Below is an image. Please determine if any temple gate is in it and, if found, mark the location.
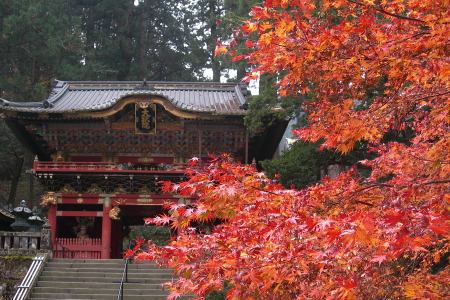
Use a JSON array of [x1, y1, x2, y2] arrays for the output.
[[0, 80, 287, 258]]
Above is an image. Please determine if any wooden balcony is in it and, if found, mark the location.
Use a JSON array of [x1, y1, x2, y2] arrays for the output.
[[32, 161, 188, 175]]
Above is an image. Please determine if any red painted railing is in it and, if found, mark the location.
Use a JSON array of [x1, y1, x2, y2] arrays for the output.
[[54, 238, 102, 259], [33, 161, 187, 174]]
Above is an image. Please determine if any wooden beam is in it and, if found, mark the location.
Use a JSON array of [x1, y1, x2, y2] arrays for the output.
[[56, 211, 102, 217]]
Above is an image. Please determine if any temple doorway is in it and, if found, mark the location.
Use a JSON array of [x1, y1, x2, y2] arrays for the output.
[[110, 205, 171, 258]]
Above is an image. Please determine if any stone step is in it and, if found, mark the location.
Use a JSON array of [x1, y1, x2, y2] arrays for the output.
[[46, 259, 163, 269], [28, 259, 185, 300], [29, 296, 192, 300], [31, 285, 168, 295], [37, 275, 171, 284], [28, 292, 170, 300], [39, 271, 173, 279], [41, 267, 172, 274], [35, 281, 164, 289], [42, 267, 171, 273]]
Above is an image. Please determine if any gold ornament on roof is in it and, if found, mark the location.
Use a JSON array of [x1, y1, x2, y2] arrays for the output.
[[138, 101, 152, 108]]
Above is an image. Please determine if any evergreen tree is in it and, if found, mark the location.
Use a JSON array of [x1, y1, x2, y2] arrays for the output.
[[0, 0, 81, 101], [190, 0, 259, 82], [65, 0, 208, 81], [0, 0, 253, 206]]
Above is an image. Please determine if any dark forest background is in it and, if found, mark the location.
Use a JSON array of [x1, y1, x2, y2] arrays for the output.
[[0, 0, 259, 206], [0, 0, 347, 208]]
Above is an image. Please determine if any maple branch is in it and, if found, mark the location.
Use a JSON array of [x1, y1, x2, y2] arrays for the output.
[[354, 200, 374, 207], [250, 185, 281, 196], [331, 178, 450, 208], [361, 179, 450, 190], [412, 90, 450, 102], [406, 152, 450, 165], [345, 0, 426, 23], [423, 180, 450, 186]]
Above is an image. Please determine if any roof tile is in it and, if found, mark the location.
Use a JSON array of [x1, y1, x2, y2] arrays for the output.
[[0, 80, 249, 116]]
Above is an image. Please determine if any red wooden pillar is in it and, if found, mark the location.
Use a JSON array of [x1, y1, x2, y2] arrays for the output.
[[47, 205, 57, 246], [101, 197, 112, 259]]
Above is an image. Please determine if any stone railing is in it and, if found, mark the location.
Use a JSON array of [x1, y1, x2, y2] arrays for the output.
[[0, 225, 51, 256]]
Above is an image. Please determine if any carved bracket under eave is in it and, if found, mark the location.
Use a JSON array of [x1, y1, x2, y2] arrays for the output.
[[103, 116, 111, 129]]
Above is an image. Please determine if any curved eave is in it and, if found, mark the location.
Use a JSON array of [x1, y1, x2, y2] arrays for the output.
[[0, 81, 249, 119], [2, 97, 246, 121], [0, 211, 14, 220], [0, 204, 14, 220]]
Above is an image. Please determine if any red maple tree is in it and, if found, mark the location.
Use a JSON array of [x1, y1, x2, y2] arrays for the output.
[[129, 1, 450, 299]]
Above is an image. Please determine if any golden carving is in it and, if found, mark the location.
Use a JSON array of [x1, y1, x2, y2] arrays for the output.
[[137, 197, 153, 203], [114, 198, 126, 203], [25, 124, 39, 132], [51, 151, 67, 162], [60, 184, 76, 193], [114, 186, 128, 194], [87, 184, 103, 193], [40, 192, 57, 207], [138, 186, 153, 194], [138, 101, 152, 108], [137, 157, 154, 163], [135, 103, 156, 134], [74, 216, 94, 239], [109, 207, 121, 220]]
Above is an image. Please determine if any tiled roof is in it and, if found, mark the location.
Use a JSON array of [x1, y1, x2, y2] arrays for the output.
[[0, 80, 250, 115], [0, 203, 14, 220]]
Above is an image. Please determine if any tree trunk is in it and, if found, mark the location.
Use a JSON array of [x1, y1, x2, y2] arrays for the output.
[[117, 0, 135, 80], [134, 0, 150, 80], [209, 0, 221, 82], [8, 154, 24, 206]]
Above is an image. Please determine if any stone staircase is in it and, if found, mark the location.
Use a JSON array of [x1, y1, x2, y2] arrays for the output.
[[27, 258, 181, 300]]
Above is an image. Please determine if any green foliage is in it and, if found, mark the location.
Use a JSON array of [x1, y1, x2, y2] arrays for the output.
[[1, 256, 33, 261], [0, 0, 81, 101], [261, 140, 372, 189], [261, 141, 333, 188], [221, 0, 260, 80], [244, 74, 303, 133], [73, 0, 206, 81], [126, 225, 172, 248], [205, 281, 232, 300], [0, 0, 226, 98], [190, 0, 261, 81]]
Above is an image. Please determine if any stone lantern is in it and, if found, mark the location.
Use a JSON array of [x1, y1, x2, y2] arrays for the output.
[[28, 206, 45, 232], [10, 200, 32, 232]]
